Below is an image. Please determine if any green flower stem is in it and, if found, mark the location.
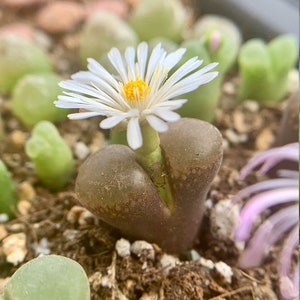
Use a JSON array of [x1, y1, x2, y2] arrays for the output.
[[134, 122, 174, 211]]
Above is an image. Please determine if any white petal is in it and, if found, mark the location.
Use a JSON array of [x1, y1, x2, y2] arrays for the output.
[[153, 110, 181, 122], [162, 48, 186, 70], [125, 46, 136, 79], [145, 43, 166, 83], [146, 115, 168, 132], [108, 47, 128, 82], [127, 117, 142, 150], [137, 42, 148, 79], [155, 99, 187, 110], [67, 111, 102, 119], [100, 115, 127, 129]]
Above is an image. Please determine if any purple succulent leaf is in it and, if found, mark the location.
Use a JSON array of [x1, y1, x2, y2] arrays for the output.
[[233, 178, 297, 204], [240, 143, 299, 179], [238, 205, 298, 268], [234, 187, 298, 241], [279, 225, 299, 300]]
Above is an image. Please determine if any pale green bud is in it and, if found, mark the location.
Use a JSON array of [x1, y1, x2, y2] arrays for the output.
[[25, 121, 74, 190]]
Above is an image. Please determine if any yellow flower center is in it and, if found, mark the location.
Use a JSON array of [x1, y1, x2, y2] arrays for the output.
[[123, 78, 150, 102]]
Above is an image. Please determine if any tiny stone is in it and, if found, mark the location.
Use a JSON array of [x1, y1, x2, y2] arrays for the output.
[[115, 238, 131, 257], [17, 200, 31, 216], [198, 257, 214, 270], [215, 261, 233, 284], [287, 69, 299, 94], [85, 0, 129, 19], [0, 23, 35, 41], [224, 129, 248, 144], [74, 141, 90, 160], [222, 81, 236, 95], [18, 181, 36, 202], [243, 100, 260, 112], [189, 249, 200, 260], [9, 130, 27, 148], [0, 225, 8, 240], [210, 199, 239, 240], [63, 229, 80, 241], [36, 1, 86, 34], [139, 292, 159, 300], [101, 275, 112, 288], [2, 233, 27, 265], [0, 214, 9, 223], [131, 240, 155, 261], [255, 128, 274, 150], [159, 253, 179, 275], [6, 223, 25, 232], [35, 237, 51, 255], [78, 210, 96, 225], [67, 205, 93, 224], [2, 0, 47, 8]]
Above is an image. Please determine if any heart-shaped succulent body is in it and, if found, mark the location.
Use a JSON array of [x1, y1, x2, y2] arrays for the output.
[[76, 118, 223, 253]]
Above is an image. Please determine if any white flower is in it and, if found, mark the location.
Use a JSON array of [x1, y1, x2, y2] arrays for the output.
[[54, 42, 218, 150]]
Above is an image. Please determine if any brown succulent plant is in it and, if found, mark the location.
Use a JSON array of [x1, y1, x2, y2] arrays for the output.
[[76, 118, 223, 253]]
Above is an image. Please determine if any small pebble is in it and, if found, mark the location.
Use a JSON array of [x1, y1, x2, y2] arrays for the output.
[[0, 214, 9, 223], [199, 257, 214, 270], [131, 240, 155, 261], [67, 205, 95, 225], [34, 237, 51, 255], [85, 0, 129, 18], [255, 128, 274, 150], [63, 229, 80, 241], [159, 253, 179, 275], [36, 1, 86, 34], [215, 261, 233, 284], [224, 129, 248, 144], [210, 199, 239, 240], [18, 181, 36, 202], [0, 225, 8, 240], [17, 200, 31, 216], [243, 100, 260, 112], [0, 23, 35, 41], [2, 0, 47, 8], [74, 141, 90, 160], [115, 238, 131, 257], [222, 81, 236, 95], [139, 292, 159, 300], [2, 233, 27, 265], [8, 130, 27, 148]]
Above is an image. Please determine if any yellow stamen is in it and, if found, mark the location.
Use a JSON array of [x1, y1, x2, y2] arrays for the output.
[[123, 78, 150, 102]]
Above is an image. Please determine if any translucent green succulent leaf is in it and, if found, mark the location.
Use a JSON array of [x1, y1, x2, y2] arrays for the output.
[[0, 36, 52, 93], [1, 255, 90, 300], [238, 36, 297, 102], [25, 121, 74, 190], [11, 72, 69, 127], [268, 35, 298, 76], [79, 11, 138, 67], [0, 160, 18, 218], [129, 0, 187, 42]]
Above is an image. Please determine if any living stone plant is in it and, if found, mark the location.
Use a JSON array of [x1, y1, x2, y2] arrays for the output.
[[55, 42, 223, 253]]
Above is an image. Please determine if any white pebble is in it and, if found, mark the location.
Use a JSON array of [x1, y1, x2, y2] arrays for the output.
[[159, 253, 179, 275], [215, 261, 233, 284], [0, 214, 9, 223], [131, 240, 155, 261], [210, 199, 239, 240], [225, 129, 248, 144], [115, 238, 131, 257], [199, 257, 214, 270], [243, 100, 259, 112], [74, 141, 90, 160], [2, 233, 27, 265]]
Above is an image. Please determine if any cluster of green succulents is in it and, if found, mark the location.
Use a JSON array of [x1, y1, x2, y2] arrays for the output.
[[0, 36, 70, 126]]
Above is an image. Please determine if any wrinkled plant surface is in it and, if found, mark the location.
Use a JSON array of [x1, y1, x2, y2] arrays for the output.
[[0, 1, 298, 299]]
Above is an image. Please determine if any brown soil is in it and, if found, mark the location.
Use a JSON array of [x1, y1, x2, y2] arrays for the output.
[[0, 1, 297, 299]]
